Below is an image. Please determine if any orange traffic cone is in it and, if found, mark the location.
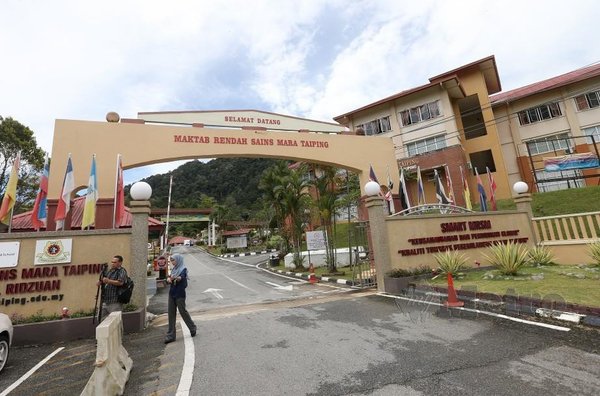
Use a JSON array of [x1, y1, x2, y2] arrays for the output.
[[444, 272, 464, 307], [309, 263, 317, 284]]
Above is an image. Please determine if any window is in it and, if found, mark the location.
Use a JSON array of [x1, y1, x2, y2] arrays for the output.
[[399, 101, 441, 126], [469, 150, 496, 174], [535, 169, 584, 192], [583, 125, 600, 144], [406, 134, 447, 156], [356, 116, 392, 136], [517, 102, 562, 125], [575, 90, 600, 111], [525, 132, 572, 155]]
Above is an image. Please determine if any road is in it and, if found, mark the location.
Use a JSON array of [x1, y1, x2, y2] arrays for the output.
[[2, 248, 599, 395]]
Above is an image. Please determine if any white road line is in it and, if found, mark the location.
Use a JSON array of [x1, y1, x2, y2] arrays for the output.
[[222, 274, 256, 292], [378, 293, 571, 332], [176, 319, 196, 396], [1, 347, 65, 396]]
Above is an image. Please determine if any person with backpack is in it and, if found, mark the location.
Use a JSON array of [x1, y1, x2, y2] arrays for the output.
[[97, 255, 128, 320], [164, 254, 197, 343]]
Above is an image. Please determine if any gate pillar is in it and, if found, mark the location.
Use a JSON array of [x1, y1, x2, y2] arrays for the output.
[[364, 195, 392, 292]]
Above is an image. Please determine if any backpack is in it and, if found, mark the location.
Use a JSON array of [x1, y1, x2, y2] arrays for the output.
[[117, 276, 134, 304]]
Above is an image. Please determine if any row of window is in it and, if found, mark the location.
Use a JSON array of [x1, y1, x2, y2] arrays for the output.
[[524, 126, 600, 156], [517, 89, 600, 126], [575, 90, 600, 111], [356, 100, 443, 136], [356, 116, 392, 136]]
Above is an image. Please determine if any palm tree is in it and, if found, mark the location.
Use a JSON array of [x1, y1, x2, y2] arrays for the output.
[[312, 166, 340, 272], [209, 204, 230, 246], [259, 161, 292, 253]]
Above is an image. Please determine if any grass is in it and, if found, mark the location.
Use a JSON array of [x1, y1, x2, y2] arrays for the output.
[[418, 265, 600, 307]]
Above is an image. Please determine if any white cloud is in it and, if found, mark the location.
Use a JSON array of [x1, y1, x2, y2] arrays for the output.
[[1, 0, 599, 180]]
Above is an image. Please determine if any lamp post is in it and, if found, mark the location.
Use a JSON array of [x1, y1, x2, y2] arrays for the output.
[[513, 181, 533, 220]]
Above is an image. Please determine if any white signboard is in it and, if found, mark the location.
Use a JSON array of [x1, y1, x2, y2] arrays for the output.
[[306, 231, 327, 250], [227, 236, 248, 249], [0, 241, 20, 268], [34, 239, 73, 265]]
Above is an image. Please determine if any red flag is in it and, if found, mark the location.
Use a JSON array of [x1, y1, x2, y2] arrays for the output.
[[113, 155, 125, 228], [486, 167, 497, 211]]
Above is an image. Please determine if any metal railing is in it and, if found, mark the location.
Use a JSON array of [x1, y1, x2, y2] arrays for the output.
[[532, 211, 600, 244]]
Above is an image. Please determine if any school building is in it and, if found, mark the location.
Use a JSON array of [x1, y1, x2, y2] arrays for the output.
[[333, 55, 600, 207]]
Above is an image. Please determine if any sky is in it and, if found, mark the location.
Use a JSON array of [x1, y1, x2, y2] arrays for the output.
[[1, 0, 599, 184]]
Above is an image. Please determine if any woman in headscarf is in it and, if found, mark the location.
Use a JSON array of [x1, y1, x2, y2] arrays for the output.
[[164, 254, 197, 343]]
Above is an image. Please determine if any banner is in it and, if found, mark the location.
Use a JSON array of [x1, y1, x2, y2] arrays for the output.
[[0, 241, 20, 268], [543, 152, 599, 172]]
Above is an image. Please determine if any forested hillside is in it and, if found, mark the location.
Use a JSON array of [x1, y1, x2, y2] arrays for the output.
[[140, 158, 279, 216]]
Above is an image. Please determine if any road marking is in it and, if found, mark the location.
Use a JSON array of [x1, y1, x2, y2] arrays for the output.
[[176, 319, 195, 396], [265, 281, 293, 291], [203, 288, 224, 299], [378, 293, 571, 332], [1, 347, 65, 396], [223, 274, 256, 292]]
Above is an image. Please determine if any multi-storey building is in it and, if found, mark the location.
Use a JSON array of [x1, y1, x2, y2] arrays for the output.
[[333, 56, 600, 208]]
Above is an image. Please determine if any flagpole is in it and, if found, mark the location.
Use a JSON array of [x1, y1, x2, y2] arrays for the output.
[[164, 175, 173, 249], [112, 154, 120, 228]]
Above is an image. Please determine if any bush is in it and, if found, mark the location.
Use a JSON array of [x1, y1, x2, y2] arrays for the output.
[[386, 265, 432, 278], [528, 245, 556, 266], [588, 241, 600, 266], [433, 250, 468, 276], [484, 242, 529, 275]]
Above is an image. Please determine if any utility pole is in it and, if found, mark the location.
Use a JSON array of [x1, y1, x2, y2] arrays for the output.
[[164, 175, 173, 250]]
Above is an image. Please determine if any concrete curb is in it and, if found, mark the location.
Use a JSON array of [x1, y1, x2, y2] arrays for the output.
[[218, 249, 277, 258], [265, 267, 358, 286], [406, 285, 600, 329]]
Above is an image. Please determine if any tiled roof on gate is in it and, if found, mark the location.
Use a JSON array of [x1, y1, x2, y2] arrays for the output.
[[222, 228, 252, 237], [490, 62, 600, 104]]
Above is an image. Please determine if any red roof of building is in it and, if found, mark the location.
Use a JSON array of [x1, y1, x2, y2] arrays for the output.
[[490, 62, 600, 105], [9, 196, 164, 232], [168, 236, 193, 245], [221, 228, 252, 237]]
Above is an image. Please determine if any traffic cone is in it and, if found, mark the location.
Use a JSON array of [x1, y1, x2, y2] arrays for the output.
[[444, 272, 464, 307], [309, 263, 317, 284]]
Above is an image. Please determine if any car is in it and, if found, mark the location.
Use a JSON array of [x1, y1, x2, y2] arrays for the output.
[[0, 313, 13, 373]]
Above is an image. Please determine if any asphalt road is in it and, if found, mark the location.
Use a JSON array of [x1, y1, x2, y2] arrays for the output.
[[2, 248, 599, 395]]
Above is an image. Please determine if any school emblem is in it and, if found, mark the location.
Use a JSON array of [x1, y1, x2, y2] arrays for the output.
[[35, 239, 72, 265]]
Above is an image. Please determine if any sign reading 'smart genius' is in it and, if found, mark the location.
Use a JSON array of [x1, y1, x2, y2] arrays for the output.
[[386, 212, 535, 270]]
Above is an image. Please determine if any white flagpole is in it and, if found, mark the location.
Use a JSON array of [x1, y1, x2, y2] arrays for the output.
[[112, 154, 120, 228], [164, 175, 173, 249]]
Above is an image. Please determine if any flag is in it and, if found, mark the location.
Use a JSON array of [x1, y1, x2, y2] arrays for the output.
[[55, 154, 75, 230], [31, 154, 49, 230], [459, 166, 472, 210], [368, 164, 380, 184], [445, 165, 455, 204], [113, 154, 125, 228], [385, 167, 395, 213], [81, 155, 98, 229], [417, 166, 425, 205], [0, 152, 21, 225], [475, 168, 488, 212], [434, 169, 450, 204], [486, 166, 497, 211], [398, 168, 411, 210]]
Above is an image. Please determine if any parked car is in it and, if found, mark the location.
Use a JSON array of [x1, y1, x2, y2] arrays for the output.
[[0, 313, 13, 373]]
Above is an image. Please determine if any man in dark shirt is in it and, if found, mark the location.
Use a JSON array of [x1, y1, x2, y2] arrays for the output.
[[97, 255, 128, 319]]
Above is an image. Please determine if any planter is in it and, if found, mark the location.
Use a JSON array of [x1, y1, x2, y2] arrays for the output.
[[13, 308, 146, 346]]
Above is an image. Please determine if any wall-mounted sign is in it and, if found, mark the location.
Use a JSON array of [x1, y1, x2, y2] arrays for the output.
[[0, 242, 20, 268], [34, 239, 72, 265], [306, 231, 327, 250]]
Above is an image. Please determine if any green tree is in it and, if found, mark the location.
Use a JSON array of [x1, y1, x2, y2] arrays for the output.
[[312, 166, 340, 272], [0, 116, 45, 214], [259, 161, 293, 253]]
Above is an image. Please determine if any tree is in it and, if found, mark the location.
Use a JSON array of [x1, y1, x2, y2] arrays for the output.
[[259, 161, 293, 252], [0, 116, 45, 214], [312, 166, 340, 272]]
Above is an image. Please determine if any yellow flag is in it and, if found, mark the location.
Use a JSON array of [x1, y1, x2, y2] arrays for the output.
[[81, 155, 98, 229], [0, 153, 21, 224]]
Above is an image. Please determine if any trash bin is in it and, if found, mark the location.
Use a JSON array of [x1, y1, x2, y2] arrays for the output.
[[269, 254, 279, 267]]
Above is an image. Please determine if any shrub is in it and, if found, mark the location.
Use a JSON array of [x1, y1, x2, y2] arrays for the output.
[[528, 245, 556, 266], [484, 242, 529, 275], [386, 265, 432, 278], [433, 250, 468, 276], [588, 241, 600, 266]]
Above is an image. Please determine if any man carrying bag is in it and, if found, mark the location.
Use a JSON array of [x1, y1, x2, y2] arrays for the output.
[[96, 255, 128, 321]]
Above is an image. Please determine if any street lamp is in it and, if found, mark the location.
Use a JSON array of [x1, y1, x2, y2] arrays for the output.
[[365, 181, 381, 196], [130, 181, 153, 200], [513, 181, 529, 195]]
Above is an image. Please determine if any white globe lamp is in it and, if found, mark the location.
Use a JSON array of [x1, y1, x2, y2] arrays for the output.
[[365, 181, 381, 196], [513, 181, 529, 195], [130, 181, 153, 200]]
